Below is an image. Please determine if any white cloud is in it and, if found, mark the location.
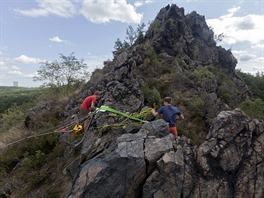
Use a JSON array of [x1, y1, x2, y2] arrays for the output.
[[49, 36, 64, 43], [15, 0, 76, 18], [8, 70, 23, 75], [5, 68, 36, 78], [253, 43, 264, 48], [14, 0, 143, 24], [232, 50, 256, 61], [257, 57, 264, 62], [0, 65, 8, 71], [207, 9, 264, 45], [134, 1, 143, 7], [134, 0, 153, 7], [80, 0, 143, 24], [220, 6, 240, 19], [232, 50, 264, 74], [236, 59, 264, 75], [239, 54, 256, 62], [208, 4, 264, 75], [84, 53, 111, 71], [14, 55, 42, 64], [22, 72, 38, 78], [11, 66, 20, 70]]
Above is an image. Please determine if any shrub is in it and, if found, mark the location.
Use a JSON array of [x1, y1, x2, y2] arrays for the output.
[[218, 83, 233, 104], [239, 98, 264, 120], [0, 104, 25, 131], [23, 171, 49, 189], [186, 96, 205, 117], [0, 134, 59, 176], [143, 46, 162, 76], [190, 66, 215, 87], [21, 150, 46, 170], [237, 70, 264, 101], [141, 85, 162, 107], [211, 66, 237, 106]]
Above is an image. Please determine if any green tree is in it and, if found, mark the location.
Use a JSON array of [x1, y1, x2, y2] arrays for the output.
[[113, 38, 129, 57], [240, 98, 264, 120], [125, 23, 146, 45], [113, 23, 146, 56], [237, 70, 264, 100], [33, 53, 89, 95], [126, 25, 137, 46]]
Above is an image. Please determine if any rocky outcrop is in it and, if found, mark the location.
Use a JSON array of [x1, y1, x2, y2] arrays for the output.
[[22, 4, 261, 198], [24, 100, 58, 129], [67, 109, 264, 198], [26, 4, 252, 134]]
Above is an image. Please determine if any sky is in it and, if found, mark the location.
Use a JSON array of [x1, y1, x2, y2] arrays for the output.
[[0, 0, 263, 87]]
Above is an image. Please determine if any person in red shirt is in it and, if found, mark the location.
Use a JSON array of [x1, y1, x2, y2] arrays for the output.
[[81, 91, 101, 112], [80, 91, 101, 130]]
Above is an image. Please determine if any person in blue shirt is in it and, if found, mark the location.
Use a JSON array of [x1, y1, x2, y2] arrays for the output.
[[151, 97, 184, 138]]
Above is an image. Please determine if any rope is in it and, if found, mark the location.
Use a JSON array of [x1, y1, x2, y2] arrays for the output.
[[0, 115, 87, 149], [96, 106, 148, 123], [0, 106, 148, 149], [61, 113, 95, 148], [0, 130, 62, 149]]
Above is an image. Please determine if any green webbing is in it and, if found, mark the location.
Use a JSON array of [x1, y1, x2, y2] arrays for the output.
[[96, 106, 147, 123]]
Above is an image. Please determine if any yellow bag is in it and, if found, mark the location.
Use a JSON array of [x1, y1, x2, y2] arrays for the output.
[[73, 124, 84, 134]]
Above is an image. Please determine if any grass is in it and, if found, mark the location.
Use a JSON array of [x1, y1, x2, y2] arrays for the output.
[[0, 132, 72, 197], [0, 86, 41, 93], [0, 125, 29, 146]]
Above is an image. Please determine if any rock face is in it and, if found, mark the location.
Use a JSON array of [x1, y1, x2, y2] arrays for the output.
[[24, 101, 58, 129], [26, 4, 252, 136], [67, 109, 264, 198], [61, 4, 251, 138], [23, 4, 262, 198]]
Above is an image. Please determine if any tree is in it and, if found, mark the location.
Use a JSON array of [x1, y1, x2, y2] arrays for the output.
[[214, 33, 224, 42], [237, 70, 264, 101], [126, 25, 137, 46], [113, 38, 129, 57], [113, 23, 146, 57], [33, 53, 89, 95]]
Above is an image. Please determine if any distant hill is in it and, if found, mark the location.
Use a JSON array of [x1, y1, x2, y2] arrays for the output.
[[0, 86, 42, 114], [0, 86, 40, 94]]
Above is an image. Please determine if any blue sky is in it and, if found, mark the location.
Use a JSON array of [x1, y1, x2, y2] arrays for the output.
[[0, 0, 263, 87]]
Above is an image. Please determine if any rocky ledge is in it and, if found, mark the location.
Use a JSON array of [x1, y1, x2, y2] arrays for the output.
[[67, 108, 264, 198]]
